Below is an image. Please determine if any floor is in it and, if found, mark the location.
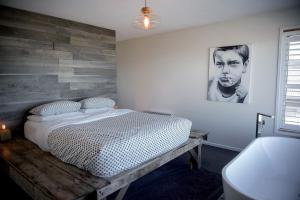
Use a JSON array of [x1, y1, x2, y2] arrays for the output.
[[201, 144, 239, 174], [0, 153, 223, 200], [121, 154, 223, 200]]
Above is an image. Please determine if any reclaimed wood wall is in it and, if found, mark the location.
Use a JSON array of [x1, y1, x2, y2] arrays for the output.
[[0, 6, 116, 135]]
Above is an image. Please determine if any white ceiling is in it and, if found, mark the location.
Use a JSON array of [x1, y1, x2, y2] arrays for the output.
[[1, 0, 300, 41]]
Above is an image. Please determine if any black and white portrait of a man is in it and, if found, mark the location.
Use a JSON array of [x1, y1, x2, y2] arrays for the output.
[[207, 45, 251, 104]]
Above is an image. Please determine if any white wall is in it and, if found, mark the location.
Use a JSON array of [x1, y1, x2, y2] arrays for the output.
[[116, 7, 300, 150]]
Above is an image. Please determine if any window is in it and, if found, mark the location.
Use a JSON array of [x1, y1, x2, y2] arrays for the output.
[[276, 27, 300, 135]]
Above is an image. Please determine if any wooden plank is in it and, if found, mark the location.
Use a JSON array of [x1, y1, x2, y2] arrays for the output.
[[69, 82, 111, 90], [189, 131, 207, 169], [68, 21, 115, 37], [0, 55, 59, 64], [0, 137, 35, 154], [58, 75, 116, 83], [2, 149, 76, 199], [60, 89, 117, 99], [0, 36, 53, 49], [0, 58, 59, 74], [66, 28, 115, 43], [9, 167, 38, 199], [0, 25, 70, 43], [60, 90, 117, 100], [72, 51, 115, 62], [0, 5, 69, 29], [0, 18, 57, 34], [73, 60, 116, 69], [97, 138, 202, 199], [189, 146, 202, 169], [0, 75, 65, 105], [59, 59, 74, 65], [55, 43, 116, 57], [196, 145, 202, 169], [73, 68, 116, 76], [0, 98, 66, 115], [70, 35, 115, 49], [0, 5, 114, 37], [189, 149, 198, 162], [0, 138, 105, 200], [43, 153, 108, 189], [0, 91, 61, 103], [0, 46, 73, 60], [23, 151, 95, 197], [70, 84, 116, 91], [101, 50, 116, 57], [190, 130, 209, 140], [115, 184, 130, 200], [0, 111, 27, 123], [0, 75, 61, 94]]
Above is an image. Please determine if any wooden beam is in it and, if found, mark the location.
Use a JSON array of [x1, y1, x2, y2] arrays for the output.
[[97, 137, 202, 199], [115, 184, 131, 200], [0, 131, 207, 200], [0, 138, 109, 200]]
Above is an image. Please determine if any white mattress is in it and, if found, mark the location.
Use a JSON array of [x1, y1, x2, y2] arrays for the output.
[[25, 109, 192, 177]]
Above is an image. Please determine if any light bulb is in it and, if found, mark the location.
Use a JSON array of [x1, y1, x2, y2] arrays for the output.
[[143, 16, 150, 29]]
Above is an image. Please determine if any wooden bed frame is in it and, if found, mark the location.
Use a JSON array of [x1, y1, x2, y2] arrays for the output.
[[0, 131, 207, 200]]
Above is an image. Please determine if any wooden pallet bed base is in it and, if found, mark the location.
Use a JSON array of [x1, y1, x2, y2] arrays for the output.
[[0, 131, 207, 200], [98, 135, 203, 200]]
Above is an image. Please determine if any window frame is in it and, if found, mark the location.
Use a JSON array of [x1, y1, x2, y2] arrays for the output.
[[275, 25, 300, 137]]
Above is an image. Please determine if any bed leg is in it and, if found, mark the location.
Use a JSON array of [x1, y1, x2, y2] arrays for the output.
[[115, 184, 130, 200], [189, 141, 203, 169], [196, 145, 202, 169]]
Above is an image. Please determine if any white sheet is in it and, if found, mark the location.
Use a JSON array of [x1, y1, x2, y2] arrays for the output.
[[24, 109, 132, 151], [27, 111, 84, 122]]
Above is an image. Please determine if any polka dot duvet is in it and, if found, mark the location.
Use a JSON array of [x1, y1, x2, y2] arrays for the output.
[[48, 111, 192, 177]]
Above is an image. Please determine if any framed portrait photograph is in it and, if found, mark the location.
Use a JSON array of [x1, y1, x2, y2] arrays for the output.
[[207, 44, 251, 104]]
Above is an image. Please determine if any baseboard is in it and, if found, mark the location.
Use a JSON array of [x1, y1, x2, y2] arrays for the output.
[[203, 141, 242, 152]]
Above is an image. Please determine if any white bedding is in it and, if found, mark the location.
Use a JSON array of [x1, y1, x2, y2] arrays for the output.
[[27, 111, 84, 122], [24, 109, 192, 177], [24, 109, 132, 151]]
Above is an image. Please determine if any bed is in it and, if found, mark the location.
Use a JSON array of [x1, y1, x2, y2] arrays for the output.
[[24, 108, 192, 178], [0, 132, 205, 200], [0, 98, 206, 200]]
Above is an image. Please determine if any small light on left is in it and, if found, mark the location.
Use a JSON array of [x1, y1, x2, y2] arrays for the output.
[[1, 124, 6, 130]]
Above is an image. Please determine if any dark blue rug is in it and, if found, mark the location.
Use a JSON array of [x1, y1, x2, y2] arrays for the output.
[[110, 154, 223, 200]]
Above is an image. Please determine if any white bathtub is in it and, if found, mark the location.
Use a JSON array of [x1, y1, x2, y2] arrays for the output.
[[222, 137, 300, 200]]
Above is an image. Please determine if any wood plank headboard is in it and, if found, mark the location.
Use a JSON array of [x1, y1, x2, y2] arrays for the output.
[[0, 6, 117, 135]]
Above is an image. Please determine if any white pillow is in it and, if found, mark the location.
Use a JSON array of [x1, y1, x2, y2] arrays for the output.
[[80, 97, 115, 109], [80, 108, 113, 114], [29, 101, 81, 116], [27, 112, 84, 122]]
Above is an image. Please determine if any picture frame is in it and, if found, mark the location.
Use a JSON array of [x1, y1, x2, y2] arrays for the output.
[[207, 44, 251, 104]]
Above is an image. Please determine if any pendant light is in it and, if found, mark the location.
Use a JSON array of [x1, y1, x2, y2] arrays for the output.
[[134, 0, 160, 30]]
